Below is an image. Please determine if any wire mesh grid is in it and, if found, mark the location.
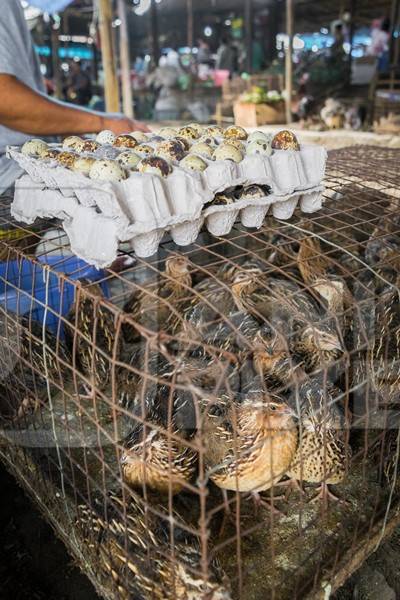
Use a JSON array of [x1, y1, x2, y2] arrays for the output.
[[0, 145, 400, 600]]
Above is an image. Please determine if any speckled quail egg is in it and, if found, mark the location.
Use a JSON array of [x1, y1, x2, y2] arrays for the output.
[[96, 130, 116, 145], [179, 154, 208, 172], [206, 190, 236, 207], [113, 134, 138, 149], [174, 136, 191, 152], [89, 159, 126, 182], [223, 125, 248, 141], [116, 151, 141, 170], [186, 123, 204, 136], [138, 156, 172, 177], [271, 129, 300, 151], [149, 135, 164, 144], [236, 184, 270, 200], [223, 138, 245, 152], [189, 142, 213, 159], [81, 139, 100, 153], [246, 139, 273, 157], [213, 144, 243, 163], [93, 145, 121, 160], [56, 151, 77, 169], [247, 130, 272, 144], [72, 156, 96, 175], [177, 125, 201, 140], [129, 131, 149, 143], [158, 127, 178, 139], [135, 143, 155, 158], [63, 136, 86, 152], [156, 140, 185, 163], [21, 139, 49, 157], [197, 135, 218, 147], [38, 147, 59, 160], [204, 125, 224, 137]]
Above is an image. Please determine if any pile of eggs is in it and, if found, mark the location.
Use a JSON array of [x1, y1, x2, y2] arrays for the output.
[[21, 125, 300, 183]]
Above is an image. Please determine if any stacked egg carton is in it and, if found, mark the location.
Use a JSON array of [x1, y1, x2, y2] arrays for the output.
[[8, 125, 326, 267]]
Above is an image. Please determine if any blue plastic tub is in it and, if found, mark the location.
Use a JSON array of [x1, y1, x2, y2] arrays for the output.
[[0, 256, 108, 338]]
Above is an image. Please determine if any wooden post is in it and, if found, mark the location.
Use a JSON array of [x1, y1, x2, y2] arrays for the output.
[[98, 0, 120, 112], [348, 0, 357, 82], [50, 25, 63, 99], [117, 0, 134, 118], [391, 0, 400, 70], [244, 0, 253, 74], [187, 0, 194, 50], [150, 0, 160, 65], [285, 0, 293, 124]]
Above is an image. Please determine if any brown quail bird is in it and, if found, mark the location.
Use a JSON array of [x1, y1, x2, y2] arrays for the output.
[[77, 491, 231, 600], [67, 280, 121, 394], [202, 393, 298, 512], [286, 374, 352, 505], [123, 254, 192, 342]]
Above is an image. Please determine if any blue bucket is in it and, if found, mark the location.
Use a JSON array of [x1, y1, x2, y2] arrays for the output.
[[0, 255, 109, 338]]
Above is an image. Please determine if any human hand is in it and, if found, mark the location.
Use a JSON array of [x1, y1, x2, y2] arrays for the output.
[[103, 113, 151, 134]]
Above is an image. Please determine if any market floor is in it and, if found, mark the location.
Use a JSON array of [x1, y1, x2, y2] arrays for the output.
[[0, 460, 398, 600], [0, 463, 100, 600]]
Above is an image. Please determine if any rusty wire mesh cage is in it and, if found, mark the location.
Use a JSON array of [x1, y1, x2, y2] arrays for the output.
[[1, 145, 400, 600]]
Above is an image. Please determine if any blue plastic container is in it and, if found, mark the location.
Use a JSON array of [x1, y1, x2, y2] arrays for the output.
[[0, 256, 108, 338]]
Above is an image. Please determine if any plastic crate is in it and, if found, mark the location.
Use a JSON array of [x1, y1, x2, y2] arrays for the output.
[[0, 255, 108, 338]]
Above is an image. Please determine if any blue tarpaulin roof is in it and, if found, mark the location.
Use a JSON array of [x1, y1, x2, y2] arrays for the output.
[[26, 0, 74, 14]]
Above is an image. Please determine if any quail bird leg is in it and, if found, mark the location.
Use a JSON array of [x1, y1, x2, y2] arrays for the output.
[[274, 477, 307, 499], [310, 482, 346, 507], [250, 491, 286, 518]]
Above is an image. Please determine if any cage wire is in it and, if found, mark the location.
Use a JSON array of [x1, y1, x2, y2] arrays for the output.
[[0, 145, 400, 600]]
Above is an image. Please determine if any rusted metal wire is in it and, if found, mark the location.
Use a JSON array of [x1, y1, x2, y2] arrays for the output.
[[0, 145, 400, 600]]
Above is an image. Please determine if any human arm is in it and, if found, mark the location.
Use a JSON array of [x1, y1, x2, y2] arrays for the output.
[[0, 74, 149, 135]]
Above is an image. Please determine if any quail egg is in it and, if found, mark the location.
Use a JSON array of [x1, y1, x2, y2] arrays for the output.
[[21, 139, 49, 157], [158, 127, 178, 139], [138, 156, 172, 177], [179, 154, 208, 172], [177, 125, 201, 140], [246, 139, 273, 157], [223, 138, 245, 152], [135, 143, 154, 158], [210, 191, 236, 206], [224, 125, 248, 140], [174, 136, 191, 152], [96, 130, 116, 145], [204, 125, 224, 137], [213, 144, 243, 163], [189, 142, 213, 159], [116, 151, 141, 170], [156, 140, 185, 162], [247, 130, 272, 144], [38, 147, 59, 160], [62, 136, 85, 152], [186, 123, 204, 136], [56, 151, 77, 169], [198, 135, 218, 147], [81, 139, 100, 153], [113, 134, 138, 149], [93, 145, 121, 160], [237, 184, 270, 200], [89, 159, 126, 182], [129, 131, 149, 143], [72, 156, 96, 175], [271, 130, 300, 151], [149, 135, 164, 144]]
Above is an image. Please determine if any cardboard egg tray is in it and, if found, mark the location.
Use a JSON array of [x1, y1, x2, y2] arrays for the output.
[[8, 144, 326, 268]]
